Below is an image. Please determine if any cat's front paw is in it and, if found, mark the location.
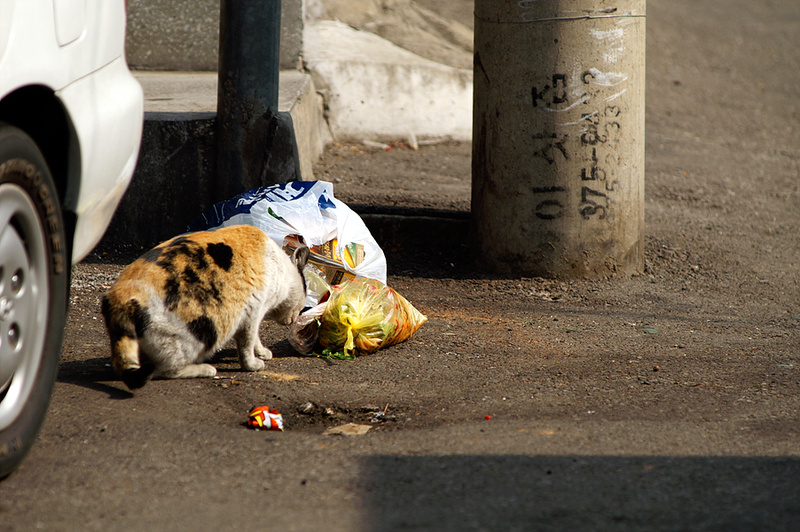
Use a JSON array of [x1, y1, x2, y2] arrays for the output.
[[255, 345, 274, 361], [242, 357, 266, 372]]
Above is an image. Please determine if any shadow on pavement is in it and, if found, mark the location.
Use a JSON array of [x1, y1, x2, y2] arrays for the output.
[[57, 358, 134, 400], [360, 454, 800, 530]]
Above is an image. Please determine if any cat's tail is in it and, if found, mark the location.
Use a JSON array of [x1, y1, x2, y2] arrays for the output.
[[100, 292, 155, 390]]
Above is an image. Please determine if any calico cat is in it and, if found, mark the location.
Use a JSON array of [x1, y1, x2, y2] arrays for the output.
[[101, 225, 309, 390]]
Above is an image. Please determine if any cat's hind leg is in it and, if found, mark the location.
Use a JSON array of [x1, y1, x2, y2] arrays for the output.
[[156, 363, 217, 379], [141, 328, 217, 380]]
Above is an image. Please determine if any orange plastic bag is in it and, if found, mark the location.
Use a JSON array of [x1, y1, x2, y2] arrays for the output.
[[316, 278, 427, 358]]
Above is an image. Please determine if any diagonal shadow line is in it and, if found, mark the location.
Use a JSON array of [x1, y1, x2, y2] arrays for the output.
[[359, 454, 800, 530]]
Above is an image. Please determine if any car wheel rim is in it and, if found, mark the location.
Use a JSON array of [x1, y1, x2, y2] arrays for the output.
[[0, 183, 49, 431]]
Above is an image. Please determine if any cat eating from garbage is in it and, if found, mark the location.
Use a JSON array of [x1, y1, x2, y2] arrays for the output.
[[101, 225, 309, 390]]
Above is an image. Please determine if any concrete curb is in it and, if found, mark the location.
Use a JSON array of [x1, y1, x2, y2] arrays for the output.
[[304, 21, 473, 141], [131, 70, 331, 183], [100, 70, 332, 249]]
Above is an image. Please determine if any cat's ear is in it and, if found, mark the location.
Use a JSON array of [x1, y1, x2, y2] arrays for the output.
[[292, 245, 310, 271]]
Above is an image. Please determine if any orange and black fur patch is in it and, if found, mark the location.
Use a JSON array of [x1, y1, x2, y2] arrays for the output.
[[101, 225, 309, 389]]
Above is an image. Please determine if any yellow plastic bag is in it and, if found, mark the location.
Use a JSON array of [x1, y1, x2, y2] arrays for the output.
[[317, 278, 427, 358]]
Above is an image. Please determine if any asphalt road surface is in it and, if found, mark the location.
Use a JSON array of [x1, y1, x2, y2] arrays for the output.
[[2, 1, 800, 530]]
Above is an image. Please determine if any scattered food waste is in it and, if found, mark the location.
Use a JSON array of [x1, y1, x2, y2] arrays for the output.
[[191, 181, 426, 360], [291, 277, 427, 359]]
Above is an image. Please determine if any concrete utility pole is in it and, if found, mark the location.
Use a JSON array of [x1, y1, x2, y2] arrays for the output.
[[216, 0, 300, 201], [472, 0, 646, 278]]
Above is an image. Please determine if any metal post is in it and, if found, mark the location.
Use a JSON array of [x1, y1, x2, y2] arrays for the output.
[[472, 0, 646, 278], [217, 0, 298, 201]]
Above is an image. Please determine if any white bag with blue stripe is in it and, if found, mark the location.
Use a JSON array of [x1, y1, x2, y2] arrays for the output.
[[191, 181, 387, 287]]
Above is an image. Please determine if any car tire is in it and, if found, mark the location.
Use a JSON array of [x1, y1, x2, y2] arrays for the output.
[[0, 124, 69, 479]]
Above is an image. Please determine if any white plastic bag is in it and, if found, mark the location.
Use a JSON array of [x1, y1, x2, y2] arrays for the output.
[[192, 181, 387, 289]]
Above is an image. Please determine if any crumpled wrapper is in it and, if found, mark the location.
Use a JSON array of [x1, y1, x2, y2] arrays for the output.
[[246, 406, 284, 431]]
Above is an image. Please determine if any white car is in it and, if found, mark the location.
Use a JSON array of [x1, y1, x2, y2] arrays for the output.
[[0, 0, 143, 477]]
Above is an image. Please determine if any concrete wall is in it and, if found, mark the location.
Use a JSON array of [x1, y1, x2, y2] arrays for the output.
[[125, 0, 304, 71], [102, 113, 217, 247]]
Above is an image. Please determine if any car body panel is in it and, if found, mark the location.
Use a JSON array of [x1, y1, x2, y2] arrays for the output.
[[58, 57, 143, 262], [53, 0, 86, 47], [0, 0, 143, 263]]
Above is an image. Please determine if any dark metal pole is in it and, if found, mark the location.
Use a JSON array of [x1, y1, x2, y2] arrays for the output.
[[217, 0, 298, 201]]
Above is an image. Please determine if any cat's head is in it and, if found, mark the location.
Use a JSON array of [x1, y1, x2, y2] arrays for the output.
[[270, 245, 310, 325]]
